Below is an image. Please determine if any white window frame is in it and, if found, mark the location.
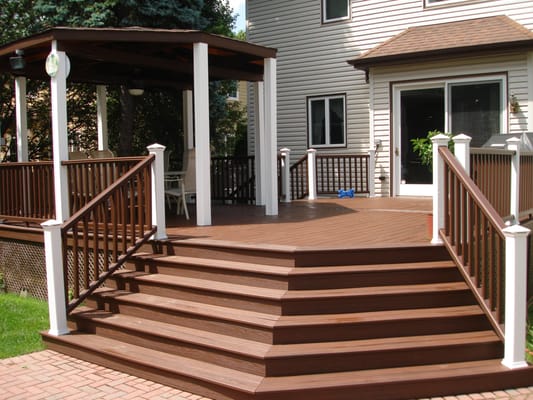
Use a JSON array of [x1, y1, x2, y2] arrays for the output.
[[308, 94, 347, 148], [322, 0, 350, 24]]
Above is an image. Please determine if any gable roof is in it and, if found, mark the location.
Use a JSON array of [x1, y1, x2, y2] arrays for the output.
[[0, 27, 277, 89], [348, 16, 533, 71]]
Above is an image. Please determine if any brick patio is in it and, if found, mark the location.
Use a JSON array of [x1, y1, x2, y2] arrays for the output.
[[1, 350, 532, 400]]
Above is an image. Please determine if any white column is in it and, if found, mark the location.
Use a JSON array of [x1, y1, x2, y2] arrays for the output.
[[96, 85, 108, 151], [264, 58, 278, 216], [193, 42, 212, 226], [453, 134, 471, 174], [15, 76, 28, 162], [147, 144, 167, 240], [307, 149, 317, 200], [41, 220, 69, 336], [254, 82, 265, 206], [49, 43, 70, 222], [431, 134, 450, 244], [501, 224, 530, 369], [280, 147, 291, 203], [183, 90, 194, 150], [527, 51, 533, 132], [507, 137, 521, 225]]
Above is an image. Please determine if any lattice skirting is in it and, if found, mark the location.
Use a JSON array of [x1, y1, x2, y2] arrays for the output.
[[0, 239, 47, 300], [0, 238, 114, 302]]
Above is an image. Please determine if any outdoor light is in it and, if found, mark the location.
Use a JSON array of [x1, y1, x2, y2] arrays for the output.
[[128, 86, 144, 96], [9, 49, 26, 71]]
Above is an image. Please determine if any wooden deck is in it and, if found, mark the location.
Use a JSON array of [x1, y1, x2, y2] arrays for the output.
[[166, 197, 433, 248]]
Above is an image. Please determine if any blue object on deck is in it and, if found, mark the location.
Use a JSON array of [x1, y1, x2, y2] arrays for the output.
[[338, 188, 355, 198]]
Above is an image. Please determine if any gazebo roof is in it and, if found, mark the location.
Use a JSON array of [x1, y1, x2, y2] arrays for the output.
[[0, 26, 277, 89]]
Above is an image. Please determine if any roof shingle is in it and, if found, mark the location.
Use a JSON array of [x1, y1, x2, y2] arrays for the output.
[[348, 16, 533, 69]]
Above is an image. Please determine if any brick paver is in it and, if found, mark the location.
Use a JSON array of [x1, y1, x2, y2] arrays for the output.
[[1, 350, 532, 399]]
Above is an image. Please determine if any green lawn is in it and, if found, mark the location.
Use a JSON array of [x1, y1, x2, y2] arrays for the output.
[[0, 293, 49, 359]]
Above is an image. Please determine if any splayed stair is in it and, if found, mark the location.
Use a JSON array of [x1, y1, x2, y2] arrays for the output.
[[43, 240, 533, 400]]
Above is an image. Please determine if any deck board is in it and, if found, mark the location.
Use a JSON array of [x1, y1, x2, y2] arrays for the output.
[[166, 197, 432, 248]]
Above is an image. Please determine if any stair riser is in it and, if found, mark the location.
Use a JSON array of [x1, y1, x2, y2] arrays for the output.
[[110, 278, 282, 315], [86, 297, 275, 344], [288, 267, 462, 290], [273, 315, 493, 344], [139, 263, 289, 290], [265, 342, 503, 376], [73, 318, 267, 376], [283, 290, 477, 315]]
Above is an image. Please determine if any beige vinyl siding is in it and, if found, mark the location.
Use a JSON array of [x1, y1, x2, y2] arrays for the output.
[[371, 51, 529, 196], [247, 0, 533, 193]]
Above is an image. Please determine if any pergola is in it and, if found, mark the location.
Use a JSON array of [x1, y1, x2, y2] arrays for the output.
[[0, 27, 278, 226]]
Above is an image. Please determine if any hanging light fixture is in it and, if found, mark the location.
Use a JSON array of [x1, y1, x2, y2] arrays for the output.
[[128, 69, 144, 96], [9, 49, 26, 71]]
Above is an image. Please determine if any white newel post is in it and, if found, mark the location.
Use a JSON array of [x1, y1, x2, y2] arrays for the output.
[[501, 224, 530, 369], [507, 137, 521, 225], [147, 144, 167, 240], [431, 134, 450, 244], [453, 134, 471, 174], [41, 220, 69, 336], [280, 148, 291, 203], [307, 149, 317, 200]]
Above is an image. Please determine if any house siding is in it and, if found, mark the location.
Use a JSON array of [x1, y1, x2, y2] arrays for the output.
[[247, 0, 533, 195]]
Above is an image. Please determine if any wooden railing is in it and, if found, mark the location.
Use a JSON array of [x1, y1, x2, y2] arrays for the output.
[[0, 161, 54, 223], [290, 155, 309, 200], [211, 156, 255, 204], [64, 157, 143, 214], [471, 149, 533, 220], [316, 154, 370, 195], [62, 155, 156, 313], [440, 146, 506, 338], [471, 149, 513, 219]]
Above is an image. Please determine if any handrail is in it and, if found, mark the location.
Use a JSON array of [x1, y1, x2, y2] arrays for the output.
[[439, 146, 506, 339], [61, 154, 156, 313]]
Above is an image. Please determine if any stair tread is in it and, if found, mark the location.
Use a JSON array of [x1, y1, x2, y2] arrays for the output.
[[72, 307, 271, 357], [115, 272, 286, 299], [136, 254, 293, 275], [93, 288, 280, 327], [288, 260, 457, 276], [276, 305, 485, 327], [94, 288, 484, 328], [72, 307, 499, 359], [267, 330, 501, 358], [114, 270, 468, 300], [283, 282, 469, 300], [256, 359, 527, 392], [44, 332, 263, 393]]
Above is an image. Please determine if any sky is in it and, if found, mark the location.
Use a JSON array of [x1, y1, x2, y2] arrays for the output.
[[228, 0, 246, 32]]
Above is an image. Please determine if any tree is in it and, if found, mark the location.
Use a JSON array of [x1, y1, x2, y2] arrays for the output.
[[0, 0, 239, 161]]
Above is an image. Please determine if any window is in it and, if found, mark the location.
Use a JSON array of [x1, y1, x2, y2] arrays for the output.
[[322, 0, 350, 23], [308, 95, 346, 147]]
